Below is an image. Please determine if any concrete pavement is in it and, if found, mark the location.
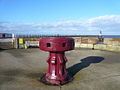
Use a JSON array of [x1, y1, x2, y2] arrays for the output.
[[0, 48, 120, 90]]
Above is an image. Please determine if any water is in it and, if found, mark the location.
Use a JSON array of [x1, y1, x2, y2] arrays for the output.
[[103, 35, 120, 38]]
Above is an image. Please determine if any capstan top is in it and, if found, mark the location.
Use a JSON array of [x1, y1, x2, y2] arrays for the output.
[[39, 37, 74, 52]]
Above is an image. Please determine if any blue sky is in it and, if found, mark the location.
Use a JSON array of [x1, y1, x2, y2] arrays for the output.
[[0, 0, 120, 35]]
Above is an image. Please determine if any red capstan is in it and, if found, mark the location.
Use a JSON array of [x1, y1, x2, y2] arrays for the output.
[[39, 37, 74, 85]]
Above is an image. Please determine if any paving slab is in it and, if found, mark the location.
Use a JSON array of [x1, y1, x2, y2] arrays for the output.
[[0, 48, 120, 90]]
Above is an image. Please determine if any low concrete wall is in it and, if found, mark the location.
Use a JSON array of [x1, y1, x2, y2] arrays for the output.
[[75, 43, 120, 52], [104, 38, 120, 46], [1, 37, 120, 52], [75, 37, 120, 52], [95, 44, 120, 52], [0, 38, 15, 49], [0, 42, 14, 49], [74, 37, 99, 44], [75, 43, 94, 49]]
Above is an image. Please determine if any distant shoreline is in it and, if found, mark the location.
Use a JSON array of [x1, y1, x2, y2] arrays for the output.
[[1, 33, 120, 38], [14, 34, 120, 38]]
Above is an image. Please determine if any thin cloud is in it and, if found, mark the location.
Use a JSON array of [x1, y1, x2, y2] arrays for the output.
[[0, 15, 120, 35]]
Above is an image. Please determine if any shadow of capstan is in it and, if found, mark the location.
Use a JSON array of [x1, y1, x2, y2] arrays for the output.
[[67, 56, 104, 77]]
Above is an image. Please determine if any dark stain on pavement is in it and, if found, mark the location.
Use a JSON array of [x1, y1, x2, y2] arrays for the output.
[[0, 48, 7, 52], [26, 72, 44, 79]]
